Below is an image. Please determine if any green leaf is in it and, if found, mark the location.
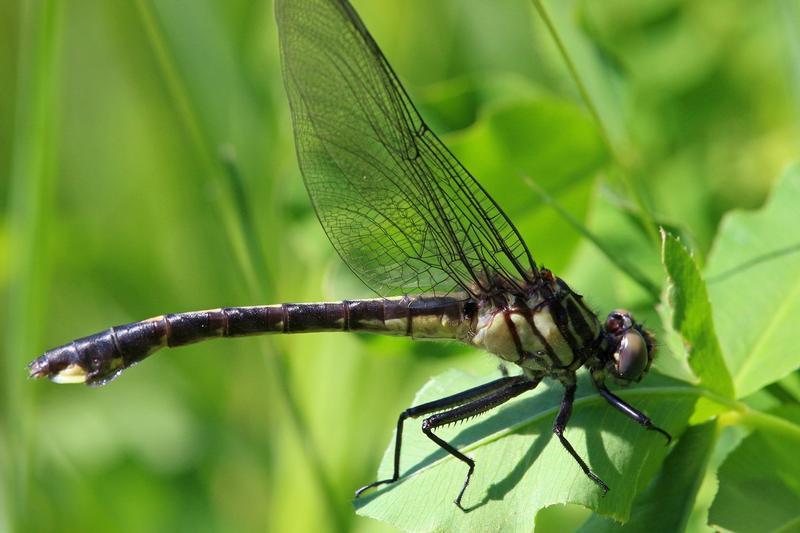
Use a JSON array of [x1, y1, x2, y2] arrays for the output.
[[355, 369, 697, 531], [579, 421, 718, 533], [704, 165, 800, 398], [661, 231, 735, 398], [653, 300, 699, 386], [709, 406, 800, 532], [419, 73, 542, 133]]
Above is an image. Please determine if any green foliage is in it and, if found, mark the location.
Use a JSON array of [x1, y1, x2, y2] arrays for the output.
[[357, 166, 800, 531], [705, 165, 800, 398], [581, 422, 718, 533], [356, 165, 800, 531], [449, 96, 608, 274], [2, 0, 799, 532], [661, 231, 734, 398], [709, 406, 800, 532], [355, 371, 697, 530]]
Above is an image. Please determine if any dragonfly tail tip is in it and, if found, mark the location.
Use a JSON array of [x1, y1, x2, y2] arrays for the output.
[[27, 356, 50, 380]]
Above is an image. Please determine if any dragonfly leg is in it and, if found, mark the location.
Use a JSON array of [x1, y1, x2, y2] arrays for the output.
[[355, 375, 528, 499], [592, 378, 671, 444], [420, 376, 540, 510], [553, 383, 610, 493]]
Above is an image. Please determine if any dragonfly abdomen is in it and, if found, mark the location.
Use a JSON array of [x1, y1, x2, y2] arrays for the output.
[[28, 296, 472, 386]]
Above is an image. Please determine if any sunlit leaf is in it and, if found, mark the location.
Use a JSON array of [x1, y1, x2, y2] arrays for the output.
[[580, 421, 717, 532], [705, 164, 800, 398], [709, 406, 800, 532], [661, 231, 735, 398], [355, 369, 697, 531]]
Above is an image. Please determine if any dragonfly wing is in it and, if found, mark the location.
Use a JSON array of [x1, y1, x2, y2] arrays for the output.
[[276, 0, 537, 297]]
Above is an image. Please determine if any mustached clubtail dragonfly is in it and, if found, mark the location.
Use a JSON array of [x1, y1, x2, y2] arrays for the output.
[[28, 0, 671, 510]]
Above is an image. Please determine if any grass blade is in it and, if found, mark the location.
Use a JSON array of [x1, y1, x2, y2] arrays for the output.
[[524, 176, 661, 300], [3, 0, 62, 529], [530, 0, 659, 247]]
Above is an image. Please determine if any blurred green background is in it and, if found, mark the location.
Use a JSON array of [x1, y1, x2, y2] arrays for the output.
[[1, 0, 798, 531]]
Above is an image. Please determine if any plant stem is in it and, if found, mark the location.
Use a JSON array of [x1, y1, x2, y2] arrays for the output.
[[703, 389, 800, 442], [530, 0, 659, 247]]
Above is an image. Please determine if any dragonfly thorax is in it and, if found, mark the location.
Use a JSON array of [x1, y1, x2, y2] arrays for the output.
[[470, 277, 602, 376]]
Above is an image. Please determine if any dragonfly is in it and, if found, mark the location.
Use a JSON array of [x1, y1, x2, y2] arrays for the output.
[[28, 0, 670, 510]]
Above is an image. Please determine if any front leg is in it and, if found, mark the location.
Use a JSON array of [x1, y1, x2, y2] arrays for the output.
[[553, 382, 609, 493], [592, 374, 671, 443]]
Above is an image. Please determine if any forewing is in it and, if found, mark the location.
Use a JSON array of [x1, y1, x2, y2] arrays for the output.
[[275, 0, 536, 296]]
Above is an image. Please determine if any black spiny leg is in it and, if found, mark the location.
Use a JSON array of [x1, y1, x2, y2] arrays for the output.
[[355, 375, 529, 499], [421, 376, 540, 510], [593, 378, 672, 444], [554, 383, 610, 493]]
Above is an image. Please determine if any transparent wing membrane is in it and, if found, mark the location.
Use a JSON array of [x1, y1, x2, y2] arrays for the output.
[[276, 0, 537, 297]]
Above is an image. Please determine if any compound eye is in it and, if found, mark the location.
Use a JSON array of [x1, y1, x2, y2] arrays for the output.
[[605, 309, 633, 335], [613, 330, 649, 381]]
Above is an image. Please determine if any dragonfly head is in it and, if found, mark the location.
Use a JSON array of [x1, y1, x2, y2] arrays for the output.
[[602, 309, 655, 384]]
